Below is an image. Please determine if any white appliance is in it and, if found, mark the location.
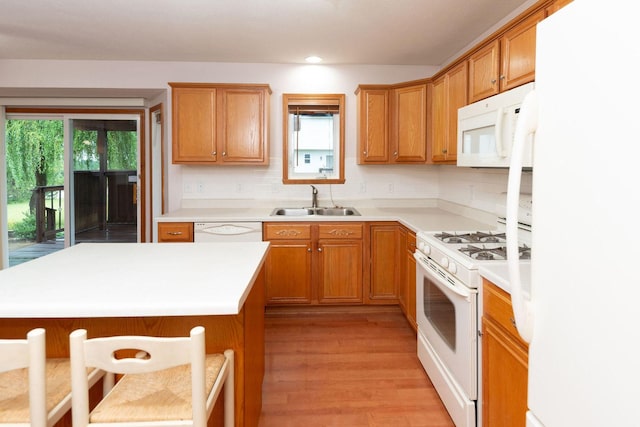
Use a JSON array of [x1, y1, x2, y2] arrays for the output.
[[506, 1, 640, 426], [194, 222, 262, 242], [457, 82, 534, 168], [414, 205, 531, 427]]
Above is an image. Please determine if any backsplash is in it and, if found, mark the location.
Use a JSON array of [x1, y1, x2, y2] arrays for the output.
[[180, 160, 532, 215]]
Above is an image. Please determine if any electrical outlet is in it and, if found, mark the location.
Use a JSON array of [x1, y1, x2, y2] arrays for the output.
[[197, 182, 204, 193]]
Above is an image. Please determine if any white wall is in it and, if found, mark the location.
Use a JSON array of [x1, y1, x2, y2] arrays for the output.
[[0, 59, 524, 215]]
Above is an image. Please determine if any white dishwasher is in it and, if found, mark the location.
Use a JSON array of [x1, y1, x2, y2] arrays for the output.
[[194, 222, 263, 242]]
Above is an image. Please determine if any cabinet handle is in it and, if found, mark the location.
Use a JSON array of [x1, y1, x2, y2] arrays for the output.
[[442, 149, 447, 154], [222, 151, 226, 156], [393, 151, 398, 156], [307, 247, 312, 252], [212, 151, 217, 156], [167, 231, 183, 236], [510, 317, 517, 328], [500, 75, 505, 80], [318, 247, 323, 252], [363, 151, 367, 156], [491, 79, 497, 84]]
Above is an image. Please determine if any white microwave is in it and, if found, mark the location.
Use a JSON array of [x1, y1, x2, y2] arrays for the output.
[[457, 82, 535, 168]]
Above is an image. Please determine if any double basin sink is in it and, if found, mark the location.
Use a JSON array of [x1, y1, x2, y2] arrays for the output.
[[270, 207, 361, 216]]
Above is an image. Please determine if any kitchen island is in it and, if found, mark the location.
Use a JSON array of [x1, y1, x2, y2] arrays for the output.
[[0, 242, 270, 427]]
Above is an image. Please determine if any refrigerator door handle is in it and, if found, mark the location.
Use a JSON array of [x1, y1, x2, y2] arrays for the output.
[[506, 89, 538, 344]]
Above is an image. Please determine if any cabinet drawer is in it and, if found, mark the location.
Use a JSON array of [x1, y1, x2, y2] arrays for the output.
[[264, 223, 311, 240], [157, 222, 193, 242], [318, 223, 363, 239], [483, 279, 528, 348]]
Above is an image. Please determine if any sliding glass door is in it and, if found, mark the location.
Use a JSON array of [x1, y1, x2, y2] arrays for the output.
[[3, 113, 140, 267]]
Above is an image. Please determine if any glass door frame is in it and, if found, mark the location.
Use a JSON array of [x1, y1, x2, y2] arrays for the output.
[[1, 108, 146, 268]]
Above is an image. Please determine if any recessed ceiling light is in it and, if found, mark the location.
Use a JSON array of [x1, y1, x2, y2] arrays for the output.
[[305, 56, 323, 63]]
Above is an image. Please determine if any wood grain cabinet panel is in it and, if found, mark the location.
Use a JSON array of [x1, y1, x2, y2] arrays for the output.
[[482, 279, 529, 427], [264, 222, 363, 305], [157, 222, 193, 242], [431, 61, 467, 164], [170, 83, 271, 165], [356, 82, 427, 164], [368, 223, 400, 303]]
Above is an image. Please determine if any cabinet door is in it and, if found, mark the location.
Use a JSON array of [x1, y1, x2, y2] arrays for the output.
[[317, 224, 363, 304], [265, 240, 313, 304], [430, 76, 448, 163], [405, 231, 417, 330], [171, 87, 217, 163], [482, 281, 529, 427], [500, 10, 545, 92], [446, 62, 468, 162], [357, 88, 389, 164], [157, 222, 193, 242], [217, 88, 269, 164], [468, 40, 500, 103], [317, 239, 363, 304], [369, 224, 400, 302], [264, 223, 312, 305], [391, 84, 427, 163]]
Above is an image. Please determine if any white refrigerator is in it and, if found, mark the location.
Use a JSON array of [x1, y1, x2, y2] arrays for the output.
[[505, 1, 640, 426]]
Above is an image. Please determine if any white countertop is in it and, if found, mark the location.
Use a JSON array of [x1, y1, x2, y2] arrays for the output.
[[0, 242, 269, 318], [479, 262, 531, 295], [157, 202, 495, 234]]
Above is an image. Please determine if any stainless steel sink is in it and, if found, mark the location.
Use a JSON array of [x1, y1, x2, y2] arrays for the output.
[[270, 208, 315, 216], [270, 207, 361, 216], [314, 207, 360, 216]]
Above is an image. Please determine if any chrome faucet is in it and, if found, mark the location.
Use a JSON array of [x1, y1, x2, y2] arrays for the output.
[[310, 185, 318, 208]]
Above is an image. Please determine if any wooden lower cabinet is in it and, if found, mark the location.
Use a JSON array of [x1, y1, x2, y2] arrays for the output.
[[368, 223, 400, 303], [482, 279, 529, 427], [263, 222, 363, 305], [157, 221, 194, 242], [398, 227, 417, 330]]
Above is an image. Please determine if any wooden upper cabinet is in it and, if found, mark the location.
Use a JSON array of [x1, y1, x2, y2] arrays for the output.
[[391, 83, 427, 163], [468, 40, 501, 103], [170, 83, 271, 165], [431, 61, 467, 163], [500, 10, 545, 92], [217, 87, 269, 164], [171, 86, 217, 162], [356, 82, 427, 164], [356, 87, 389, 164], [468, 9, 544, 103]]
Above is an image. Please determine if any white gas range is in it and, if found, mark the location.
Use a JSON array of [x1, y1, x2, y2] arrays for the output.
[[414, 196, 531, 427]]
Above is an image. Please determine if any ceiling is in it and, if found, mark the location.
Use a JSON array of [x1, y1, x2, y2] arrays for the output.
[[0, 0, 532, 66]]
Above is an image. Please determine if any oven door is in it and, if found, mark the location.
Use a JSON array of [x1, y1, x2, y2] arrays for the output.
[[414, 251, 477, 427]]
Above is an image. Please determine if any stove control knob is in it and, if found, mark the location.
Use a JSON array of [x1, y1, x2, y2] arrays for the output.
[[440, 257, 449, 268], [448, 262, 457, 274]]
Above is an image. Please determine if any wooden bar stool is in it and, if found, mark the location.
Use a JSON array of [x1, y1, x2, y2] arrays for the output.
[[69, 326, 234, 427], [0, 328, 103, 427]]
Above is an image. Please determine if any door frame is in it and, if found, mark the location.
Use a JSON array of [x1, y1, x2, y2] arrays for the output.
[[5, 107, 147, 246]]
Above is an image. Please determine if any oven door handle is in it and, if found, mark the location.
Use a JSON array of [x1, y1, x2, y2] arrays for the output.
[[414, 253, 474, 300]]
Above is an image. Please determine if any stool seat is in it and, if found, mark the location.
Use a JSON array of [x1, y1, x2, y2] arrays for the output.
[[90, 354, 226, 423]]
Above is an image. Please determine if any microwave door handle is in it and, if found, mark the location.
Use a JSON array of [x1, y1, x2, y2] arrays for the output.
[[506, 89, 538, 344], [495, 106, 506, 157]]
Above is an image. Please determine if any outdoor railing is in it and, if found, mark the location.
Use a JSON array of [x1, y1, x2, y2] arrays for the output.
[[33, 185, 64, 242]]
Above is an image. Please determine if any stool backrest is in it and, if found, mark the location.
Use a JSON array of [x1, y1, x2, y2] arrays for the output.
[[0, 328, 48, 427]]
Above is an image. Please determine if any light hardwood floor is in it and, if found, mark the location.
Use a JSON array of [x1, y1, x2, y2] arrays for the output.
[[259, 306, 455, 427]]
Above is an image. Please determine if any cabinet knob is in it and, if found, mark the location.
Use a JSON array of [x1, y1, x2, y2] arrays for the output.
[[307, 247, 312, 252], [363, 151, 367, 156], [491, 79, 497, 84], [393, 151, 398, 156], [222, 151, 226, 156], [442, 149, 447, 154], [318, 247, 323, 252], [212, 151, 217, 156], [500, 75, 505, 80]]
